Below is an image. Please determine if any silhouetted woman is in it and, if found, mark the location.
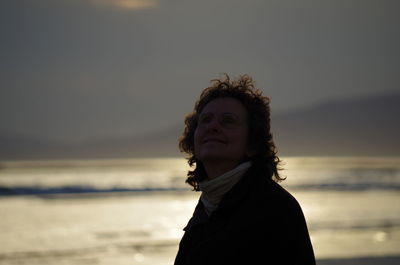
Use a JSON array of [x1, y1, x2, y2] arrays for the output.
[[174, 74, 315, 265]]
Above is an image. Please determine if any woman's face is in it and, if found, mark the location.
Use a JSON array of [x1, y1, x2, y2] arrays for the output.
[[194, 97, 250, 166]]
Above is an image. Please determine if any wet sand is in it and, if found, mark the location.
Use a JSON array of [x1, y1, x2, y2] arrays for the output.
[[318, 255, 400, 265]]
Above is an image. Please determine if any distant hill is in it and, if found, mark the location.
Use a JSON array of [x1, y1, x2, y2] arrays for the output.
[[0, 125, 183, 160], [1, 91, 399, 160], [0, 134, 57, 160], [272, 91, 400, 156]]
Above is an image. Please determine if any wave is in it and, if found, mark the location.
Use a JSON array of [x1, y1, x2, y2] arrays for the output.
[[1, 181, 399, 197], [309, 220, 400, 231], [0, 185, 188, 197], [286, 182, 400, 191], [0, 239, 177, 261]]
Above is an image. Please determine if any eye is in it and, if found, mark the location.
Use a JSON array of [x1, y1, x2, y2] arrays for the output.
[[198, 114, 213, 125], [220, 114, 239, 128], [221, 116, 235, 124]]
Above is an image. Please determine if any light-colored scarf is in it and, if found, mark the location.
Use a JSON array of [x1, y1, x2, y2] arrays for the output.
[[199, 161, 252, 215]]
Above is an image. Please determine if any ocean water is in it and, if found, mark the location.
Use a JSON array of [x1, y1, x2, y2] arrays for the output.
[[0, 157, 399, 265]]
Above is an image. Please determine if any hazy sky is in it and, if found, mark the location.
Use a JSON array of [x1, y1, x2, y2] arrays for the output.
[[1, 0, 399, 142]]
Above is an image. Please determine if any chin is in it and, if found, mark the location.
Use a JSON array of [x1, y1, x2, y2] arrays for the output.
[[198, 151, 232, 163]]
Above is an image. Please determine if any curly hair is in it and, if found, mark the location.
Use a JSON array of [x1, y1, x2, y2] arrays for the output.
[[179, 74, 284, 190]]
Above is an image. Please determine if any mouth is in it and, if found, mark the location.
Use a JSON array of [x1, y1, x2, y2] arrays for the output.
[[202, 138, 226, 144]]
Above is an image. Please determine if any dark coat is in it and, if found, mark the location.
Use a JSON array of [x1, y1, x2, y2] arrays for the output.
[[174, 166, 316, 265]]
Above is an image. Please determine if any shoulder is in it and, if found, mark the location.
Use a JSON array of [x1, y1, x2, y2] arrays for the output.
[[248, 173, 305, 220], [246, 173, 311, 236]]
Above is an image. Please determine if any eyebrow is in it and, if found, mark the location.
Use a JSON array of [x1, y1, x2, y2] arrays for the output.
[[221, 112, 239, 117], [199, 112, 239, 117]]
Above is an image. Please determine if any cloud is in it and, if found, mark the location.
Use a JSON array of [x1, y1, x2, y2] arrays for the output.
[[90, 0, 158, 10]]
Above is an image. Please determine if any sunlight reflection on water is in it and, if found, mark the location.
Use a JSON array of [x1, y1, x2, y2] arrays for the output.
[[1, 157, 400, 264]]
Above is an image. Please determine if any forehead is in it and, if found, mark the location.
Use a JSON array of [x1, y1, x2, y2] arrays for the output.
[[200, 97, 247, 116]]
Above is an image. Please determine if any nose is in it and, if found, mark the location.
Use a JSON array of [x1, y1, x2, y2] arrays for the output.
[[205, 117, 221, 132]]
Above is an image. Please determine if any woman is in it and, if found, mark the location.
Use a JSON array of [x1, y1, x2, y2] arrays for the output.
[[175, 74, 315, 265]]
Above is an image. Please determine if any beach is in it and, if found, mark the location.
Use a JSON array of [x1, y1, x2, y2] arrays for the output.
[[1, 157, 399, 264]]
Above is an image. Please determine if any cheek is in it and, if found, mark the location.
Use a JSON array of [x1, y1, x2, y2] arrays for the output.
[[193, 128, 202, 150], [231, 130, 249, 150]]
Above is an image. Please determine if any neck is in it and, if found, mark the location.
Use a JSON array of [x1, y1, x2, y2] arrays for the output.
[[199, 160, 253, 214], [203, 160, 242, 180]]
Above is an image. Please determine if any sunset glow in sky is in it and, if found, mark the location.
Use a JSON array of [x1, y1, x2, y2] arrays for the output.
[[91, 0, 158, 10]]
